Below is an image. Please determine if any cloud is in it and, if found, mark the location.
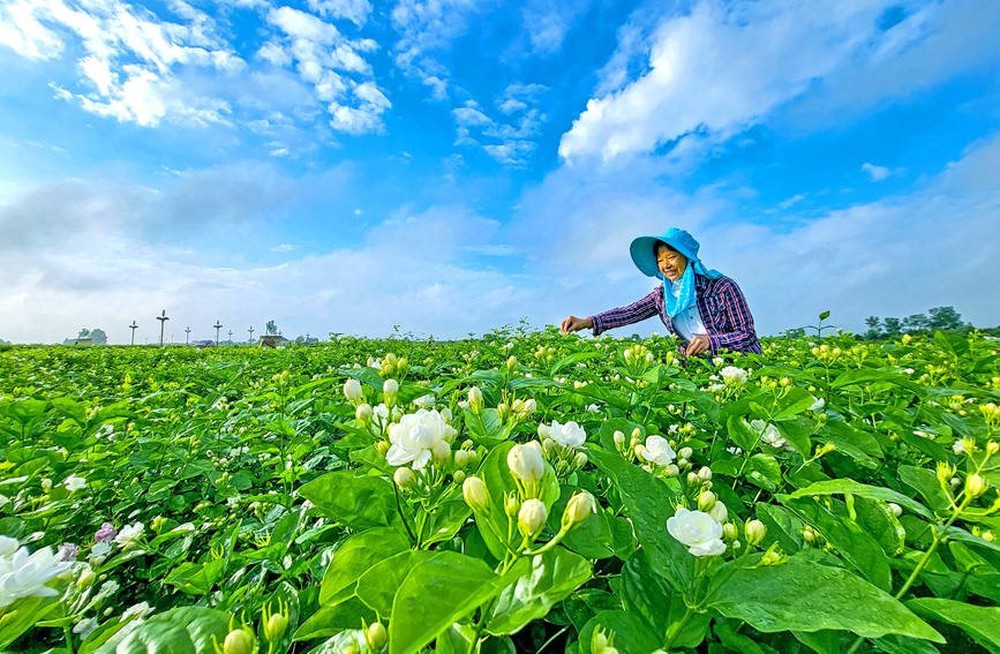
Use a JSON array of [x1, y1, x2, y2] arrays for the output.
[[307, 0, 373, 26], [0, 0, 244, 127], [861, 162, 893, 181], [558, 0, 950, 161], [390, 0, 483, 99], [450, 84, 549, 166], [521, 0, 588, 55]]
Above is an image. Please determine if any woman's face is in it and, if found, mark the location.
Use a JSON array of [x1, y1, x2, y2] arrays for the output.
[[655, 243, 687, 281]]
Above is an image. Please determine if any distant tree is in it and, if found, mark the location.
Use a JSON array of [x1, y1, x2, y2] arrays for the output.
[[882, 317, 903, 338], [265, 320, 279, 335], [783, 327, 806, 338], [864, 316, 883, 340], [78, 328, 91, 338], [927, 306, 965, 331], [902, 313, 930, 333], [89, 328, 108, 345]]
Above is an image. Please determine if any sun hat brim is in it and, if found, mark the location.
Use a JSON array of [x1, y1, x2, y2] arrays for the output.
[[629, 230, 701, 278]]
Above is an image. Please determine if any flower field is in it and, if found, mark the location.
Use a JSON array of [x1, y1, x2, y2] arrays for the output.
[[0, 328, 998, 653]]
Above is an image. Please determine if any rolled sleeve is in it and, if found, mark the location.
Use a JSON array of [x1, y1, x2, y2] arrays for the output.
[[590, 290, 659, 336]]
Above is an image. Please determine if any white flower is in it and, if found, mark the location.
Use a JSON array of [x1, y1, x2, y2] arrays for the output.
[[73, 618, 98, 638], [114, 523, 144, 548], [640, 435, 676, 466], [63, 475, 87, 492], [0, 536, 18, 558], [413, 394, 435, 409], [751, 419, 786, 449], [809, 397, 825, 412], [953, 439, 966, 455], [507, 441, 546, 485], [343, 379, 363, 403], [121, 601, 152, 622], [719, 366, 748, 386], [90, 542, 112, 560], [0, 545, 73, 606], [540, 420, 587, 449], [708, 502, 728, 524], [385, 409, 456, 470], [383, 379, 399, 397], [666, 508, 726, 557]]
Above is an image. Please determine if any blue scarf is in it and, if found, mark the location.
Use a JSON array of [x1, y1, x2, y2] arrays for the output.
[[659, 259, 722, 319]]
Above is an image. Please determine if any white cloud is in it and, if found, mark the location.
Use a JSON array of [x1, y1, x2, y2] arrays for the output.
[[521, 0, 588, 55], [861, 162, 892, 181], [391, 0, 483, 99], [450, 85, 548, 166], [0, 0, 243, 127], [307, 0, 373, 26], [559, 0, 906, 161]]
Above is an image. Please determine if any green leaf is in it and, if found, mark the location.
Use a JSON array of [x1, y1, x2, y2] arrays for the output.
[[0, 596, 61, 649], [320, 528, 411, 605], [486, 547, 592, 635], [898, 465, 950, 513], [788, 479, 933, 519], [93, 607, 230, 654], [781, 497, 892, 590], [908, 598, 1000, 653], [356, 550, 435, 616], [773, 387, 818, 420], [294, 597, 376, 641], [388, 551, 506, 654], [727, 416, 759, 452], [578, 611, 661, 654], [163, 559, 225, 595], [299, 471, 399, 529], [588, 446, 692, 593], [747, 453, 783, 492], [706, 555, 943, 642]]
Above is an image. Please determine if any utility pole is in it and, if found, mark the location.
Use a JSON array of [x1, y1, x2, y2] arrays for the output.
[[227, 329, 233, 345], [156, 310, 169, 347], [248, 325, 254, 344], [185, 326, 191, 345], [213, 320, 223, 346], [129, 320, 138, 346]]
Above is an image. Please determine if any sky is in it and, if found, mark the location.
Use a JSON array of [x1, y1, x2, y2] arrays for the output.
[[1, 0, 999, 344]]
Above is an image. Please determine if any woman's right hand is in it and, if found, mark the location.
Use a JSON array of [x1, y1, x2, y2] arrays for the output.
[[560, 315, 593, 334]]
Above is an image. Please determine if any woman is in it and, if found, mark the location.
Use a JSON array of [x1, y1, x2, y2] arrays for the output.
[[561, 228, 761, 355]]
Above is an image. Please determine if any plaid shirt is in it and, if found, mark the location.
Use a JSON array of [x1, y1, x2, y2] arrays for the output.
[[590, 274, 762, 354]]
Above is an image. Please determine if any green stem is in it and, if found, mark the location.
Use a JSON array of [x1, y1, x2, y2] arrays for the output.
[[663, 606, 694, 651], [64, 625, 75, 654]]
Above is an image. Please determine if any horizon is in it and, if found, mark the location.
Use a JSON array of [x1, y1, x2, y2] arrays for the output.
[[2, 0, 999, 345]]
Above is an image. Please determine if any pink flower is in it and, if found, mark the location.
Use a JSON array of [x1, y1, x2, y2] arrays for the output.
[[95, 523, 116, 544]]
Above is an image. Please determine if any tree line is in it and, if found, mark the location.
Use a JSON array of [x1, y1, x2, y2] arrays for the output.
[[863, 306, 967, 340]]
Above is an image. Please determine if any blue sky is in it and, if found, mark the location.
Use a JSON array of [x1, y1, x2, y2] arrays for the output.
[[1, 0, 998, 344]]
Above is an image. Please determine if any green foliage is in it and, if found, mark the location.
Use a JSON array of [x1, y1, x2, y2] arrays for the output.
[[0, 328, 998, 653]]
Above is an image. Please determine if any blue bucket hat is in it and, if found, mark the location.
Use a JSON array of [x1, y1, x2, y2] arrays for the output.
[[629, 227, 721, 279]]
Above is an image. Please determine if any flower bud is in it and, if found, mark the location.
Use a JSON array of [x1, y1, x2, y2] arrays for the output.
[[678, 447, 693, 460], [965, 474, 987, 498], [745, 519, 767, 546], [722, 522, 739, 541], [507, 442, 545, 487], [709, 502, 728, 524], [454, 449, 472, 468], [697, 491, 717, 512], [375, 440, 389, 455], [222, 628, 255, 654], [561, 492, 597, 530], [504, 493, 521, 518], [988, 441, 999, 455], [393, 467, 415, 489], [432, 440, 452, 463], [77, 567, 97, 590], [663, 464, 680, 477], [697, 466, 712, 481], [887, 502, 903, 517], [366, 621, 388, 649], [356, 403, 373, 423], [452, 470, 466, 484], [462, 477, 491, 513], [343, 378, 363, 403], [518, 499, 548, 538], [573, 452, 589, 469], [613, 430, 626, 448], [686, 472, 699, 486], [264, 611, 289, 642], [468, 386, 484, 414], [383, 379, 399, 400]]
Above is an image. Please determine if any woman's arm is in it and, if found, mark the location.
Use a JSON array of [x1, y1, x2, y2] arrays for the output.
[[706, 279, 759, 354], [590, 289, 660, 336]]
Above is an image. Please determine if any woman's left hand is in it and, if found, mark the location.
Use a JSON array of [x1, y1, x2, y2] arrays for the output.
[[685, 335, 710, 356]]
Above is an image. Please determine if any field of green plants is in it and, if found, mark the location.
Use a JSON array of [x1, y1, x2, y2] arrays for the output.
[[1, 328, 998, 653]]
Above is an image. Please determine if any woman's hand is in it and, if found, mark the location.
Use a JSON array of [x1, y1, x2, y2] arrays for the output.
[[685, 335, 710, 356], [561, 315, 593, 334]]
